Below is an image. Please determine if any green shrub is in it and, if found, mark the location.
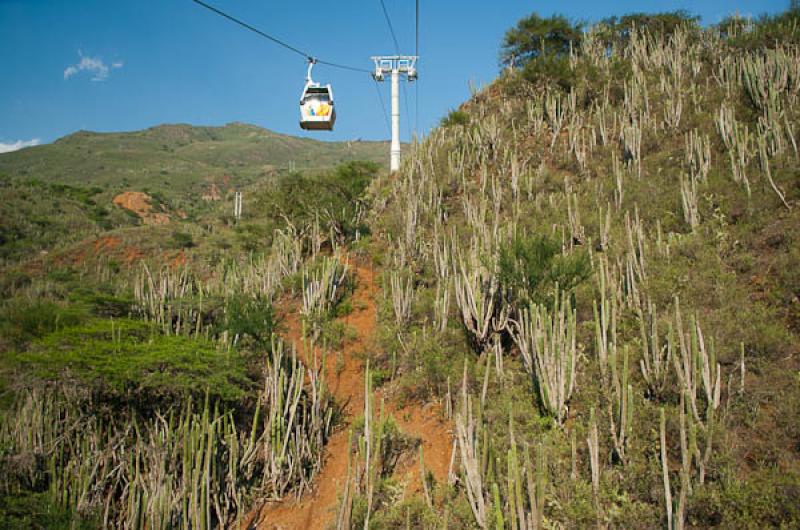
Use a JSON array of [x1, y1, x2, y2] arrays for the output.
[[497, 233, 590, 308], [600, 11, 700, 45], [223, 295, 277, 347], [0, 270, 31, 298], [171, 230, 195, 248], [522, 54, 576, 92], [0, 299, 87, 346], [440, 109, 470, 128], [259, 161, 379, 244], [688, 470, 800, 528], [720, 4, 800, 50], [8, 319, 253, 406], [0, 491, 98, 530]]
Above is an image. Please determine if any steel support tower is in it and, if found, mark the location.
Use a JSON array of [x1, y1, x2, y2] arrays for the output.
[[371, 56, 417, 172]]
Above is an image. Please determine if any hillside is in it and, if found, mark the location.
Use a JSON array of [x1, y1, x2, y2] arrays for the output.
[[0, 123, 389, 261], [2, 7, 800, 530], [0, 122, 389, 194]]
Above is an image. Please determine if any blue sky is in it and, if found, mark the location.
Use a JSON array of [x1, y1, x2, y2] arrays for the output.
[[0, 0, 790, 151]]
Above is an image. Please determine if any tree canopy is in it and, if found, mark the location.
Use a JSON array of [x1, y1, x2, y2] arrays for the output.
[[500, 13, 583, 67]]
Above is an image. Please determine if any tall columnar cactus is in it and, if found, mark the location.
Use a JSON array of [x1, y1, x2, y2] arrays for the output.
[[715, 103, 752, 195], [455, 364, 488, 528], [503, 410, 546, 530], [593, 290, 634, 463], [756, 132, 791, 210], [679, 172, 700, 231], [389, 269, 415, 328], [685, 129, 711, 183], [454, 259, 500, 354], [510, 290, 578, 425], [671, 298, 721, 484], [587, 408, 601, 519], [639, 299, 672, 400], [301, 255, 350, 337]]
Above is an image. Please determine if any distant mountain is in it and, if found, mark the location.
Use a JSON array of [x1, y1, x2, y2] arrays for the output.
[[0, 122, 389, 199], [0, 123, 389, 262]]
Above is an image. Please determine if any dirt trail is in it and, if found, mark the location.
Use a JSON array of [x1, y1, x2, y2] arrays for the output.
[[251, 259, 453, 530]]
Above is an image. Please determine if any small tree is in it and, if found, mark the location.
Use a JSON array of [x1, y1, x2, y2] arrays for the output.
[[500, 13, 583, 68]]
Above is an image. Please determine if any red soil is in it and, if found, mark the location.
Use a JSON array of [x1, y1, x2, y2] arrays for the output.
[[249, 259, 453, 530], [112, 191, 170, 225], [93, 236, 122, 253]]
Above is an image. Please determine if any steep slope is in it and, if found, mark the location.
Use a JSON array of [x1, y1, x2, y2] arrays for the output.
[[252, 260, 453, 530], [358, 18, 800, 530]]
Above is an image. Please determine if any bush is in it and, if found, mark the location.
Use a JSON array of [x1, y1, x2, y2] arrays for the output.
[[0, 491, 98, 530], [600, 11, 700, 45], [0, 299, 87, 346], [720, 4, 800, 50], [497, 233, 590, 308], [260, 161, 379, 243], [223, 294, 277, 347], [8, 319, 254, 406], [171, 230, 195, 248], [440, 109, 470, 128], [522, 54, 577, 92]]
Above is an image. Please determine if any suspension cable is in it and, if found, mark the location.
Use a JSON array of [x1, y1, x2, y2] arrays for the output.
[[378, 0, 401, 53], [377, 0, 412, 138], [415, 0, 420, 137], [190, 0, 370, 73], [373, 80, 392, 137]]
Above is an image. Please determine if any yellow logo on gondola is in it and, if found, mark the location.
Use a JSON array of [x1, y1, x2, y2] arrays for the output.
[[309, 102, 331, 117]]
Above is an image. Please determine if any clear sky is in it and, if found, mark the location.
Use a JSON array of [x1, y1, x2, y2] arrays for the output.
[[0, 0, 790, 151]]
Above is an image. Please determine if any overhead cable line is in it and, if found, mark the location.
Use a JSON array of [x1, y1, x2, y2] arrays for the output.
[[373, 80, 392, 137], [378, 0, 401, 53], [190, 0, 371, 74], [415, 0, 420, 137], [415, 0, 419, 56], [377, 0, 412, 139]]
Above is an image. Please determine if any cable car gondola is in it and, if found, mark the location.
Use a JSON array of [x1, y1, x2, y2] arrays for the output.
[[300, 59, 336, 131]]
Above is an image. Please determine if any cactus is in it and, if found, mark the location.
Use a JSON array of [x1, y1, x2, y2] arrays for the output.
[[389, 269, 415, 328], [1, 334, 332, 528], [679, 172, 700, 231], [639, 299, 672, 400], [454, 258, 500, 354], [509, 289, 577, 425], [455, 362, 488, 528]]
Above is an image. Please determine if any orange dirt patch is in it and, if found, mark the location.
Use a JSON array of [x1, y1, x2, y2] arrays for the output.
[[112, 191, 170, 225], [122, 245, 146, 264], [93, 236, 122, 253], [250, 259, 453, 530], [168, 249, 188, 268]]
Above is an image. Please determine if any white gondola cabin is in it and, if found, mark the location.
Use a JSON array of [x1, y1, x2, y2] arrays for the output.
[[300, 59, 336, 131]]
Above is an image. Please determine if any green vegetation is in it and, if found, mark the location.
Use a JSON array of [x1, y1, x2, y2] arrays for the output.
[[361, 4, 800, 528], [0, 123, 389, 262], [9, 318, 253, 404], [258, 160, 380, 243], [497, 233, 589, 308], [440, 108, 470, 128], [500, 13, 583, 66], [3, 3, 800, 528]]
